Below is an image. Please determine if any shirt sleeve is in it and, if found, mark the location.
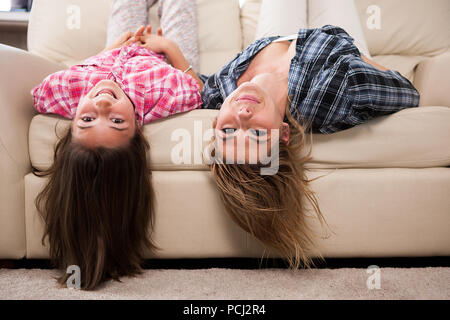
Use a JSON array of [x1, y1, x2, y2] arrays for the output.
[[346, 57, 420, 125], [201, 74, 223, 110], [142, 69, 203, 123], [30, 69, 79, 119]]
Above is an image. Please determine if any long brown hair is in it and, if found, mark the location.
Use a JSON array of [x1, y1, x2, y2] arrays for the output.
[[33, 120, 157, 290], [210, 107, 330, 269]]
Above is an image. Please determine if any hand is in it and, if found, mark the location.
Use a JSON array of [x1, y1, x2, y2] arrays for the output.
[[103, 30, 140, 52], [134, 24, 174, 54]]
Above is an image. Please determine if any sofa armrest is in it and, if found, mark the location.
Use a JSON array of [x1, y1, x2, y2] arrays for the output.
[[0, 44, 64, 174], [0, 44, 64, 258], [413, 51, 450, 107]]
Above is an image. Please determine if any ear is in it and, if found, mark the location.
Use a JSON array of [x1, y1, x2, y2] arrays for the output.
[[280, 122, 290, 145]]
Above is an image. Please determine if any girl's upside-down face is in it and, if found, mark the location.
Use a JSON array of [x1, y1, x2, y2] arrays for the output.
[[72, 80, 136, 149]]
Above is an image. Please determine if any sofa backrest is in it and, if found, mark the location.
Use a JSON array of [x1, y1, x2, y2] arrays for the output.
[[28, 0, 449, 81], [354, 0, 449, 58], [27, 0, 243, 75], [240, 0, 449, 82], [27, 0, 112, 67], [354, 0, 450, 82]]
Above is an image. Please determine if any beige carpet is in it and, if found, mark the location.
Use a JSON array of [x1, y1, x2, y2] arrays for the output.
[[0, 267, 449, 300]]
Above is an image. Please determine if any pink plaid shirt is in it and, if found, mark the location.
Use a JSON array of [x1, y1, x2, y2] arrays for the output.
[[31, 43, 202, 126]]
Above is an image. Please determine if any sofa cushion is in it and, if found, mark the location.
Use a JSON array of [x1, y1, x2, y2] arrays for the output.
[[307, 106, 450, 169], [29, 106, 450, 172], [24, 167, 450, 258], [372, 55, 426, 83], [196, 0, 242, 75], [240, 0, 261, 49]]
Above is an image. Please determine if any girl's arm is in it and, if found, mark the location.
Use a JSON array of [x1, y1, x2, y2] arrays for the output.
[[102, 25, 204, 90], [136, 25, 204, 91], [163, 41, 204, 91]]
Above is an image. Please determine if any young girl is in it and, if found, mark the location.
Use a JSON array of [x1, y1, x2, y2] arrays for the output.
[[31, 26, 202, 290]]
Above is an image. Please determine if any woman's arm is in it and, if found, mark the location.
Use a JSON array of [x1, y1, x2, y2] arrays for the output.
[[361, 53, 388, 71]]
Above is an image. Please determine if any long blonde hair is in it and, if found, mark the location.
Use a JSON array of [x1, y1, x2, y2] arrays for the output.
[[210, 107, 329, 268]]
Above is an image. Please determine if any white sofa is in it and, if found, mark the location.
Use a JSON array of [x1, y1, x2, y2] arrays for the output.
[[0, 0, 449, 261]]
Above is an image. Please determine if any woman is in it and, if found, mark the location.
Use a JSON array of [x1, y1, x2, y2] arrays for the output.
[[32, 26, 202, 290], [202, 25, 420, 268]]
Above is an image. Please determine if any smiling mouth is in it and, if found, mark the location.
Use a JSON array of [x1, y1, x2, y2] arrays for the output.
[[236, 95, 260, 103], [95, 88, 117, 99]]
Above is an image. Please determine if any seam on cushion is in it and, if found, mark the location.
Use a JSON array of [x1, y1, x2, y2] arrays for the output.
[[305, 160, 450, 170], [308, 156, 450, 165], [389, 106, 448, 117], [32, 157, 450, 171], [152, 156, 450, 167], [0, 136, 20, 169]]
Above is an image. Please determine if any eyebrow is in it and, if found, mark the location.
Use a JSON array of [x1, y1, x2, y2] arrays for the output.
[[77, 125, 128, 131]]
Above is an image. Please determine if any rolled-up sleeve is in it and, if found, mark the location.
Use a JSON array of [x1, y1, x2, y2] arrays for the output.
[[346, 58, 420, 124], [201, 74, 223, 110]]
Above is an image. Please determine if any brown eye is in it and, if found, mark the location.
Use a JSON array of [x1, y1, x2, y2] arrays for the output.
[[81, 117, 94, 122]]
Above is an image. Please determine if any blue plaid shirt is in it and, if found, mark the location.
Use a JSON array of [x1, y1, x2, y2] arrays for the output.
[[200, 25, 420, 134]]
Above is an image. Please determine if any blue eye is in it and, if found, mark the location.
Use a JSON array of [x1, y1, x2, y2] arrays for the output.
[[222, 128, 236, 134], [250, 129, 267, 137]]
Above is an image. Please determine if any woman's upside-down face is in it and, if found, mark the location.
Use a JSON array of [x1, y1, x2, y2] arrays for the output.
[[214, 76, 290, 163]]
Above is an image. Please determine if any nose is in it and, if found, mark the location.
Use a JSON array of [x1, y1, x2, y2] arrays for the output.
[[237, 105, 252, 120]]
